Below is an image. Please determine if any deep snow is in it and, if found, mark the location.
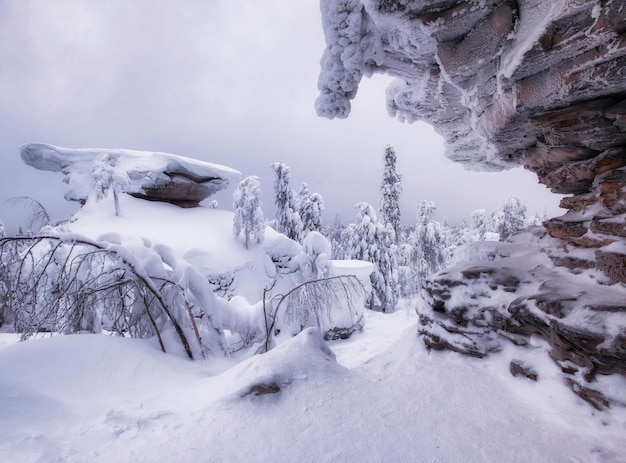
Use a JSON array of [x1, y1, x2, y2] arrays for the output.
[[1, 306, 624, 463], [1, 191, 624, 462]]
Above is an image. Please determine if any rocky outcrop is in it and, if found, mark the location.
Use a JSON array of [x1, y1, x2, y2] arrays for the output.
[[21, 143, 240, 207], [419, 229, 626, 408], [317, 0, 626, 406]]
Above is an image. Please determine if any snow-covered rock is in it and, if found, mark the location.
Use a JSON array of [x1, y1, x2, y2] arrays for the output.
[[316, 0, 626, 407], [21, 143, 241, 207], [419, 228, 626, 408]]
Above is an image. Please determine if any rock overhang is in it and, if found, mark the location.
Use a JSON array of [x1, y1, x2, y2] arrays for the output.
[[21, 143, 241, 208]]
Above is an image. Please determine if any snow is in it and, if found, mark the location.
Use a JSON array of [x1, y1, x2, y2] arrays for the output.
[[1, 305, 624, 463], [67, 194, 278, 278], [21, 143, 241, 203], [2, 169, 624, 462]]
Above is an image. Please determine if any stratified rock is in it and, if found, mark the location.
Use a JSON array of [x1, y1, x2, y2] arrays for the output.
[[419, 230, 626, 407], [21, 143, 240, 208]]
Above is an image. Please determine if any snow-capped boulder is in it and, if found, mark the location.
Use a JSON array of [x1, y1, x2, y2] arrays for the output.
[[21, 143, 241, 207]]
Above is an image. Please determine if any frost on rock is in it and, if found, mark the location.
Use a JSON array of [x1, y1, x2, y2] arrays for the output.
[[317, 0, 626, 171], [315, 0, 385, 119], [317, 0, 626, 407], [21, 143, 241, 207]]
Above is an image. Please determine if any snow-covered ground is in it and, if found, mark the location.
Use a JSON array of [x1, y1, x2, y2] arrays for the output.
[[1, 306, 623, 463], [1, 190, 623, 462]]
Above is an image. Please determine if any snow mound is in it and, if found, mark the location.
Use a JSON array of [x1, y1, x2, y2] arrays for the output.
[[218, 328, 345, 399]]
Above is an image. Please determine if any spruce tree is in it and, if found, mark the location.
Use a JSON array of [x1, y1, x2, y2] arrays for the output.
[[232, 176, 265, 249], [91, 153, 130, 216], [410, 200, 447, 288], [271, 162, 303, 242], [301, 192, 325, 237], [490, 196, 527, 241], [379, 145, 402, 243], [347, 202, 399, 312]]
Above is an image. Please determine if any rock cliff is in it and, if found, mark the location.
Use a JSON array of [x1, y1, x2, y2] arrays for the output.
[[317, 0, 626, 406]]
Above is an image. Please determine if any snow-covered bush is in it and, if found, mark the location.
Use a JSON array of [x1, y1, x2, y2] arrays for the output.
[[296, 231, 333, 281], [3, 196, 51, 234], [0, 234, 227, 359], [261, 274, 366, 352]]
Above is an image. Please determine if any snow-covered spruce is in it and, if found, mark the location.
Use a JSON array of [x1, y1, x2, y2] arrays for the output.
[[379, 144, 402, 244], [299, 181, 325, 236], [91, 153, 131, 217], [271, 162, 303, 242], [347, 202, 399, 312], [232, 176, 265, 249]]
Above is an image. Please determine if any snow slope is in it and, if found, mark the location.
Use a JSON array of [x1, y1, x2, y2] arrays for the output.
[[1, 307, 623, 463]]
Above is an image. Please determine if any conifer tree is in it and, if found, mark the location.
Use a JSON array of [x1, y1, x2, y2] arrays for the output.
[[301, 193, 325, 237], [490, 196, 527, 241], [91, 153, 130, 216], [379, 145, 402, 243], [232, 176, 265, 249], [410, 200, 447, 288], [271, 162, 303, 242], [347, 202, 399, 312]]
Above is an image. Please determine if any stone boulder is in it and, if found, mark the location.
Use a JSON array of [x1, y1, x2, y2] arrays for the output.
[[21, 143, 241, 208]]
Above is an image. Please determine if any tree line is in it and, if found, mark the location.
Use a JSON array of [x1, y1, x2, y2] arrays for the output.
[[232, 145, 545, 312]]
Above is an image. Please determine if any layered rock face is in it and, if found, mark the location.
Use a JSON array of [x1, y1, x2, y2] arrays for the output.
[[21, 143, 240, 208], [317, 0, 626, 406]]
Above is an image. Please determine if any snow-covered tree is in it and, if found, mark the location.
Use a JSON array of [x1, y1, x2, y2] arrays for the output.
[[296, 231, 333, 281], [208, 200, 219, 209], [326, 214, 348, 259], [347, 202, 398, 312], [91, 153, 130, 216], [410, 200, 448, 287], [0, 220, 4, 238], [396, 242, 417, 297], [454, 209, 488, 245], [379, 145, 402, 243], [490, 196, 527, 241], [232, 176, 265, 249], [271, 162, 303, 242], [299, 182, 310, 204], [301, 193, 325, 237], [526, 209, 547, 227]]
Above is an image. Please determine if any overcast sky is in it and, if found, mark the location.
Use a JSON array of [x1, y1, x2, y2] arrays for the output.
[[0, 0, 564, 233]]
